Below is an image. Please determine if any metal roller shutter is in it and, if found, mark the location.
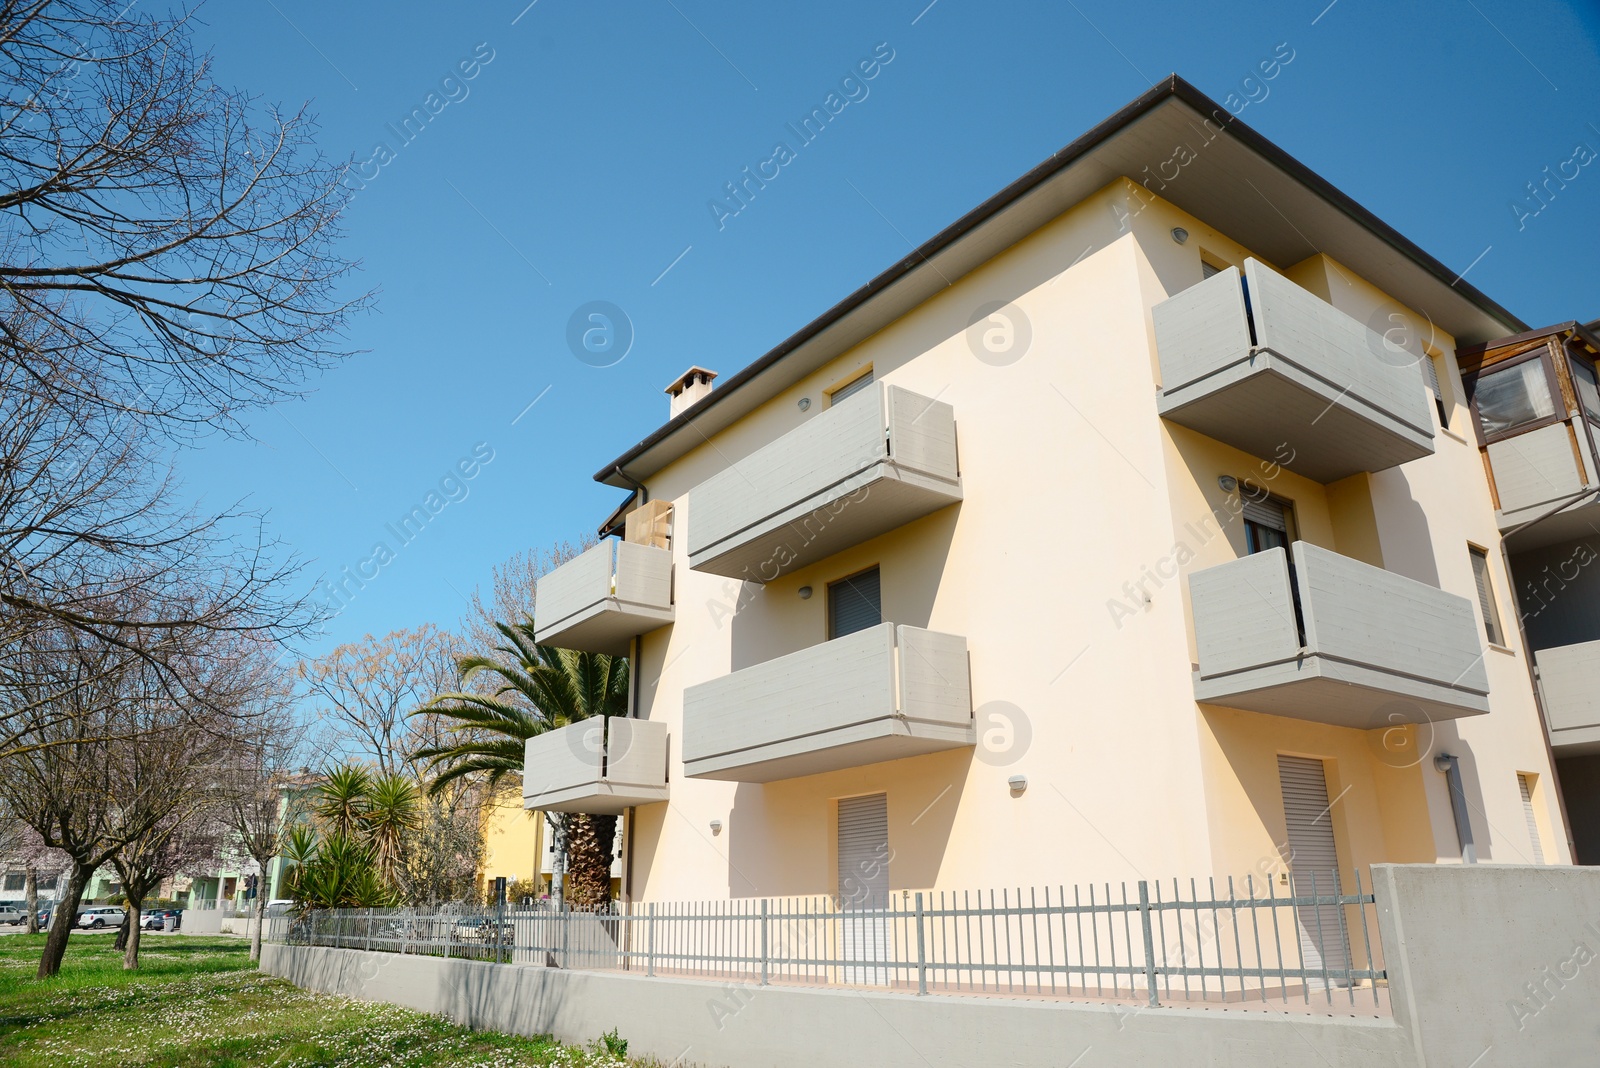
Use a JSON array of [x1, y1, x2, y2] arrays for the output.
[[829, 568, 881, 639], [830, 369, 874, 404], [1242, 494, 1287, 531], [1518, 774, 1546, 864], [838, 793, 890, 984], [1277, 755, 1352, 980]]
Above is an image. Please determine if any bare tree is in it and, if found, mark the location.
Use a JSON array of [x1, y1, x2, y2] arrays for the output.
[[299, 625, 458, 779], [1, 611, 265, 976], [111, 810, 225, 967], [459, 543, 590, 654], [0, 1, 365, 433], [221, 704, 306, 961], [0, 0, 364, 733]]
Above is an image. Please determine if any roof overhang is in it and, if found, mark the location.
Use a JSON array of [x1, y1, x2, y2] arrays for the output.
[[596, 74, 1527, 489]]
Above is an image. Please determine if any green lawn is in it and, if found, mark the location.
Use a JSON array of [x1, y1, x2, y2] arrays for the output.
[[0, 934, 646, 1067]]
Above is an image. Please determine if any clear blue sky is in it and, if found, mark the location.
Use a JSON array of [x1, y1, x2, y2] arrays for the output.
[[181, 0, 1600, 655]]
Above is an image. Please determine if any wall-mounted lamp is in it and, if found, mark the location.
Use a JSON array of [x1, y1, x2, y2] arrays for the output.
[[797, 397, 811, 411], [1171, 227, 1189, 245], [709, 819, 723, 836], [1218, 474, 1238, 493], [798, 586, 813, 600], [1007, 774, 1028, 793]]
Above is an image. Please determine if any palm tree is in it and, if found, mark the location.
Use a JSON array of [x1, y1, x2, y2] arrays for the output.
[[414, 617, 628, 909], [313, 765, 372, 839], [362, 773, 420, 889]]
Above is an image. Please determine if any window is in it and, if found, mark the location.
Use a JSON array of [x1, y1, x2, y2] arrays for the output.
[[828, 566, 881, 639], [1425, 352, 1450, 429], [1468, 357, 1557, 440], [1517, 773, 1546, 864], [1241, 489, 1295, 555], [829, 369, 874, 405], [1569, 357, 1600, 423], [1469, 546, 1505, 646], [1201, 260, 1222, 280]]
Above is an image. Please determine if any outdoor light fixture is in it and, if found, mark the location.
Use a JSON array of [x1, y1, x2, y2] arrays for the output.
[[798, 397, 811, 411], [709, 819, 723, 835], [1171, 227, 1189, 244], [1218, 474, 1238, 493], [798, 585, 813, 599], [1008, 775, 1028, 793]]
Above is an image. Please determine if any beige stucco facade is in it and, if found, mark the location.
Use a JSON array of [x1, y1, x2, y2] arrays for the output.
[[530, 87, 1573, 907]]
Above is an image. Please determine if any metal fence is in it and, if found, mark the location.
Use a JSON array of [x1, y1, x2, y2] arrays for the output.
[[267, 869, 1385, 1009]]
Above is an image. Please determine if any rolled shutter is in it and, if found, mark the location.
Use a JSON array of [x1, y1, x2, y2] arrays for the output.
[[1242, 495, 1288, 531], [1277, 755, 1351, 976], [830, 568, 881, 638], [1518, 774, 1546, 864], [831, 370, 874, 404]]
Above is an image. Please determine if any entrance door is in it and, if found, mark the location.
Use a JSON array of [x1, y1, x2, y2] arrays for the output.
[[1277, 755, 1352, 981], [837, 793, 890, 984]]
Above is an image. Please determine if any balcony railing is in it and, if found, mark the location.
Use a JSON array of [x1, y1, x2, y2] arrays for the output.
[[1535, 640, 1600, 750], [1189, 543, 1489, 727], [1154, 260, 1434, 482], [685, 382, 961, 582], [533, 540, 674, 656], [1487, 419, 1600, 544], [682, 623, 974, 782], [522, 718, 670, 815]]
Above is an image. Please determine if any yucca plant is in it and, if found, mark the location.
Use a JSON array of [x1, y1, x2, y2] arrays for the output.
[[414, 617, 628, 908], [313, 765, 372, 840], [362, 773, 420, 889]]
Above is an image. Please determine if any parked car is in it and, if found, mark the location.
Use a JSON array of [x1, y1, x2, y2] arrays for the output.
[[35, 907, 50, 928], [0, 905, 26, 926], [143, 908, 182, 931], [77, 906, 124, 929], [450, 916, 513, 944]]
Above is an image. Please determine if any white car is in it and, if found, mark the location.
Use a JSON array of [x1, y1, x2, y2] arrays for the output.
[[77, 906, 124, 929], [0, 905, 24, 925]]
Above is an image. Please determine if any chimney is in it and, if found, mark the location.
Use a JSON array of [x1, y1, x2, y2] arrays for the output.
[[665, 366, 718, 419]]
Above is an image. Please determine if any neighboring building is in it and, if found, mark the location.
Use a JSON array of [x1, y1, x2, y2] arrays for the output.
[[521, 77, 1577, 904], [480, 787, 544, 895], [1458, 320, 1600, 863]]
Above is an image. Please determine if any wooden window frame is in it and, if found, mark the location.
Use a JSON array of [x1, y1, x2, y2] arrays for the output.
[[1463, 344, 1565, 447]]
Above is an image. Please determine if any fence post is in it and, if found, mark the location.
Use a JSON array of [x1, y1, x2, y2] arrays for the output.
[[558, 901, 568, 970], [365, 908, 373, 952], [760, 900, 770, 986], [647, 903, 656, 977], [1138, 880, 1159, 1008], [915, 892, 928, 996]]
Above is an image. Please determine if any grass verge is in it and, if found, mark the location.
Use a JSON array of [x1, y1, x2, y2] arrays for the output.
[[0, 934, 649, 1067]]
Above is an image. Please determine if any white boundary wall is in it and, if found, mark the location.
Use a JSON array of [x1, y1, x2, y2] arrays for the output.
[[261, 865, 1600, 1068]]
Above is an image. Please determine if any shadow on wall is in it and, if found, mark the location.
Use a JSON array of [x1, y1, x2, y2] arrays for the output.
[[1366, 472, 1439, 588], [722, 748, 972, 899], [726, 506, 959, 673], [1554, 754, 1600, 865]]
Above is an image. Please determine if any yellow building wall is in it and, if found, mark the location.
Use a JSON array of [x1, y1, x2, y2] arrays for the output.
[[606, 174, 1569, 905], [482, 788, 543, 890]]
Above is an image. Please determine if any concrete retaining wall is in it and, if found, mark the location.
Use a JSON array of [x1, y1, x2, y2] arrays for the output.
[[260, 864, 1600, 1068], [1373, 863, 1600, 1067], [261, 942, 1406, 1068]]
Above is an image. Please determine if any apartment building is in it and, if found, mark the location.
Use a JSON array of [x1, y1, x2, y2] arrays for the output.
[[523, 76, 1574, 908], [1459, 320, 1600, 864]]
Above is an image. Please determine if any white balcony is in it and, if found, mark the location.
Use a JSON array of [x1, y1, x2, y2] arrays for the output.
[[1487, 420, 1600, 548], [1155, 260, 1435, 482], [1536, 641, 1600, 752], [533, 540, 673, 656], [522, 718, 670, 815], [682, 623, 974, 782], [686, 383, 961, 582], [1190, 543, 1490, 728]]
